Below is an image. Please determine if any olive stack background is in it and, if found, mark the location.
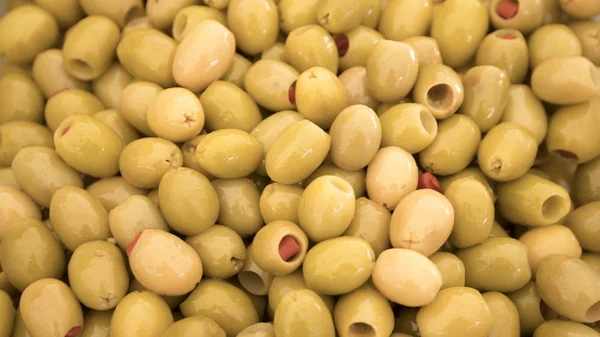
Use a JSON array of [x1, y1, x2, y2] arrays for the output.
[[0, 0, 600, 336]]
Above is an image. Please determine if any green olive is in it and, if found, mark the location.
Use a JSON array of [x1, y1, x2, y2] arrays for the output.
[[146, 87, 205, 143], [265, 120, 330, 184], [574, 156, 600, 205], [44, 88, 105, 132], [496, 173, 572, 227], [339, 26, 383, 71], [0, 73, 44, 125], [200, 81, 262, 132], [173, 20, 236, 92], [268, 270, 335, 314], [161, 315, 226, 337], [32, 49, 89, 98], [531, 56, 600, 105], [379, 103, 438, 154], [483, 292, 520, 337], [367, 146, 419, 210], [227, 0, 279, 55], [438, 166, 495, 200], [343, 197, 392, 257], [237, 323, 274, 337], [186, 225, 246, 279], [304, 162, 366, 198], [419, 114, 481, 176], [568, 202, 600, 253], [0, 186, 41, 241], [303, 237, 375, 295], [181, 135, 216, 179], [11, 310, 31, 337], [506, 281, 549, 336], [119, 81, 162, 136], [402, 36, 443, 66], [20, 278, 83, 337], [243, 59, 298, 111], [412, 63, 464, 120], [278, 0, 319, 33], [390, 189, 454, 256], [172, 5, 227, 42], [570, 21, 600, 66], [196, 129, 263, 179], [501, 84, 547, 144], [0, 5, 59, 65], [122, 15, 154, 34], [366, 40, 419, 103], [431, 0, 489, 68], [373, 248, 442, 306], [93, 108, 139, 145], [220, 53, 252, 90], [108, 195, 169, 251], [0, 219, 65, 291], [528, 24, 582, 69], [519, 225, 581, 276], [238, 243, 274, 296], [475, 29, 529, 84], [54, 114, 124, 178], [68, 240, 129, 310], [119, 137, 183, 189], [378, 0, 432, 41], [79, 0, 144, 27], [180, 279, 259, 337], [338, 66, 380, 110], [0, 168, 19, 190], [62, 16, 121, 81], [259, 183, 303, 224], [212, 178, 263, 237], [110, 291, 174, 337], [536, 255, 600, 323], [489, 0, 545, 34], [284, 25, 338, 74], [273, 289, 335, 337], [457, 237, 531, 292], [92, 63, 133, 109], [333, 284, 394, 337], [250, 220, 309, 276], [0, 120, 54, 167], [261, 42, 286, 62], [315, 0, 369, 33], [80, 310, 113, 337], [295, 66, 348, 129], [429, 252, 466, 289], [534, 320, 600, 337], [417, 287, 494, 337], [49, 185, 110, 251], [158, 167, 219, 236]]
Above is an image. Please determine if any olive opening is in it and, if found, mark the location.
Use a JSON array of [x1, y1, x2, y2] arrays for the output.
[[496, 0, 519, 19], [278, 235, 301, 262], [419, 109, 437, 136], [335, 34, 350, 58], [60, 126, 71, 137], [348, 322, 376, 337], [231, 257, 245, 272], [494, 29, 519, 40], [288, 81, 297, 105], [238, 271, 267, 295], [123, 5, 144, 27], [541, 195, 565, 220], [65, 326, 82, 337], [68, 58, 94, 77], [426, 84, 453, 111], [553, 149, 579, 161], [585, 300, 600, 322], [173, 14, 189, 39], [126, 231, 143, 257]]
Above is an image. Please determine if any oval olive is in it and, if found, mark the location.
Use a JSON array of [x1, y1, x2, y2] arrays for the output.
[[0, 73, 45, 125], [483, 292, 520, 337], [87, 176, 147, 211], [259, 183, 304, 224], [273, 289, 335, 337], [172, 5, 227, 42], [200, 81, 263, 132], [119, 81, 162, 136], [80, 310, 113, 337], [68, 240, 129, 310], [237, 322, 274, 337], [92, 63, 133, 110], [243, 60, 298, 111], [343, 197, 392, 257], [0, 186, 41, 241], [339, 26, 383, 71], [303, 163, 367, 198], [489, 0, 545, 34], [44, 88, 105, 132], [378, 0, 432, 41], [186, 225, 246, 279], [534, 320, 600, 337], [528, 24, 582, 69], [110, 291, 174, 337], [284, 25, 338, 74], [379, 103, 438, 154], [147, 87, 205, 143], [32, 49, 89, 99], [278, 0, 319, 33], [429, 252, 466, 289], [227, 0, 279, 55], [475, 29, 529, 84], [501, 84, 547, 144], [413, 63, 464, 120], [316, 0, 368, 33], [519, 225, 582, 275], [333, 284, 394, 337], [338, 66, 380, 110], [403, 36, 443, 66], [574, 156, 600, 205], [212, 178, 263, 237]]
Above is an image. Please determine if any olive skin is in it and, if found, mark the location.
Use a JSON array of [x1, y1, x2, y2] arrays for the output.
[[315, 0, 368, 34], [259, 183, 304, 224], [0, 186, 41, 241], [476, 29, 529, 84], [0, 73, 45, 125], [180, 279, 260, 337], [536, 255, 600, 323], [20, 278, 84, 337], [147, 87, 205, 143], [237, 323, 275, 337], [483, 292, 520, 337], [329, 105, 382, 172], [568, 202, 600, 253], [278, 0, 319, 33], [49, 186, 110, 252], [186, 225, 246, 279], [200, 81, 263, 132], [339, 26, 383, 71], [534, 320, 600, 337], [79, 310, 113, 337], [372, 248, 442, 306], [333, 284, 395, 337], [559, 0, 600, 19], [501, 84, 547, 144], [574, 156, 600, 205], [32, 49, 89, 98], [284, 25, 338, 74], [403, 36, 443, 66], [158, 167, 219, 236], [129, 229, 203, 297], [68, 240, 129, 310], [417, 287, 494, 337], [519, 225, 582, 275], [431, 0, 489, 68], [11, 146, 82, 208], [212, 178, 263, 238], [344, 197, 392, 257], [172, 20, 236, 92], [419, 114, 481, 176], [457, 237, 531, 293], [379, 103, 438, 154], [196, 129, 263, 179], [496, 173, 572, 227], [302, 237, 376, 296], [445, 178, 494, 248], [298, 176, 356, 243], [366, 40, 419, 103], [265, 120, 331, 185], [44, 89, 105, 132], [227, 0, 279, 56], [390, 189, 454, 256], [304, 163, 366, 198], [273, 289, 336, 337], [528, 24, 582, 69], [339, 66, 380, 110], [0, 5, 59, 65], [531, 57, 600, 105], [366, 146, 419, 211], [0, 219, 65, 292], [570, 21, 600, 66], [94, 108, 139, 145], [243, 60, 298, 111], [378, 0, 432, 41], [161, 315, 226, 337], [110, 291, 174, 337], [172, 5, 227, 42], [506, 281, 547, 336], [119, 81, 162, 136], [429, 252, 466, 289]]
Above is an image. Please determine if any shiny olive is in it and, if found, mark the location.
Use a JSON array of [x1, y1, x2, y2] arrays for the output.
[[273, 289, 335, 337], [110, 291, 174, 337], [475, 29, 529, 84]]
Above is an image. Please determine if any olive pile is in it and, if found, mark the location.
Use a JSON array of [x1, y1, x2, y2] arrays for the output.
[[0, 0, 600, 337]]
